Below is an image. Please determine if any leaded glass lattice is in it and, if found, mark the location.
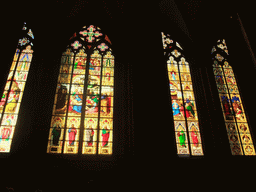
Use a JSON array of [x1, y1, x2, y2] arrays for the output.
[[212, 39, 255, 155], [161, 32, 204, 156], [0, 22, 34, 152], [47, 25, 114, 155]]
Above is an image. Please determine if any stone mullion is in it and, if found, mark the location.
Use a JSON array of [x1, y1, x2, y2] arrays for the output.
[[62, 51, 76, 154]]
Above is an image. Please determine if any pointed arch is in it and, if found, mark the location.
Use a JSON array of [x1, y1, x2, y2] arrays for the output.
[[161, 32, 204, 156], [0, 22, 34, 152], [212, 39, 255, 155], [47, 25, 114, 155]]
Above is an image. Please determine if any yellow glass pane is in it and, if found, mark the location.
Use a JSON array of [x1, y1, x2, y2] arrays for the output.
[[82, 141, 97, 154], [61, 49, 74, 65], [240, 134, 253, 145], [98, 142, 112, 154], [243, 145, 255, 155], [180, 72, 191, 81], [178, 64, 190, 73], [70, 84, 84, 94], [102, 76, 114, 86], [4, 103, 20, 114], [226, 75, 237, 85], [190, 143, 203, 156], [47, 140, 63, 153], [63, 141, 79, 154], [101, 86, 114, 96], [0, 91, 8, 113], [88, 67, 101, 76], [102, 67, 114, 76], [4, 81, 11, 91], [237, 123, 250, 134], [59, 64, 73, 74], [168, 71, 179, 81], [169, 80, 181, 91], [16, 62, 30, 71], [85, 106, 99, 117], [7, 71, 14, 81], [88, 75, 100, 85], [50, 116, 66, 128], [0, 139, 12, 152], [176, 142, 190, 155], [167, 64, 178, 72], [11, 81, 25, 92], [84, 118, 98, 128], [66, 117, 81, 128], [100, 106, 113, 118], [99, 118, 113, 129], [103, 52, 114, 67], [182, 91, 195, 100], [87, 85, 100, 95], [182, 81, 193, 91], [101, 96, 113, 107], [1, 114, 18, 126], [14, 71, 28, 81], [90, 57, 101, 67], [73, 65, 86, 75], [223, 68, 234, 76]]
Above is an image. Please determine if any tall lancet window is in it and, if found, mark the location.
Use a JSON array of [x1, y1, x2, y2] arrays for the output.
[[0, 22, 34, 152], [47, 25, 114, 155], [161, 32, 204, 156], [212, 39, 255, 155]]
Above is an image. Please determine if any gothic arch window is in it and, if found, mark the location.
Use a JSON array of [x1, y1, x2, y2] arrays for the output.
[[161, 32, 204, 156], [212, 39, 255, 155], [47, 25, 114, 155], [0, 22, 34, 152]]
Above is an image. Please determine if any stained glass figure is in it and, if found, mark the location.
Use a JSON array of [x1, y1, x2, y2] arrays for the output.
[[47, 25, 114, 155], [212, 39, 255, 155], [161, 32, 204, 156], [0, 22, 34, 152]]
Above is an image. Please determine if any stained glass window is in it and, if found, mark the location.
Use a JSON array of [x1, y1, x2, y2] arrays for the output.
[[47, 25, 114, 155], [0, 22, 34, 152], [161, 32, 204, 156], [212, 39, 255, 155]]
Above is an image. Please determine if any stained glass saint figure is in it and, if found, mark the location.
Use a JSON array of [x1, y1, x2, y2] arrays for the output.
[[47, 25, 114, 155], [0, 22, 34, 152], [212, 39, 255, 155], [161, 32, 204, 156]]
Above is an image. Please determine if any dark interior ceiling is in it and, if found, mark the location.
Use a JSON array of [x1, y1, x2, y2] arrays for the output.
[[1, 0, 256, 63]]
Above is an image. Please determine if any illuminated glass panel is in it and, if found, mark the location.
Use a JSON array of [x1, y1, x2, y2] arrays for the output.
[[0, 22, 34, 152], [161, 32, 204, 156], [47, 25, 114, 155], [212, 39, 255, 155]]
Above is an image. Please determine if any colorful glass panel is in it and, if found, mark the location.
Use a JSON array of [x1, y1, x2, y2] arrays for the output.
[[212, 39, 255, 155], [0, 27, 34, 153], [161, 32, 204, 156], [47, 25, 113, 155]]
